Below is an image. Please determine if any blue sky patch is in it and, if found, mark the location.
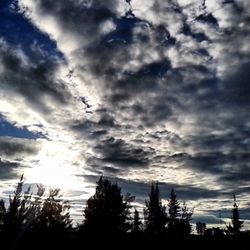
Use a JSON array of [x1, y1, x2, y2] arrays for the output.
[[0, 0, 63, 60], [0, 115, 42, 139]]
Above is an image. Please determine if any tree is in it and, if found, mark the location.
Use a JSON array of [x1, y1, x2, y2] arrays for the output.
[[132, 209, 142, 233], [196, 221, 206, 235], [34, 188, 72, 233], [83, 176, 132, 235], [2, 175, 32, 235], [168, 188, 180, 221], [167, 188, 180, 235], [205, 227, 224, 236], [227, 193, 244, 235], [0, 176, 72, 248], [167, 189, 192, 236], [179, 202, 193, 235], [144, 183, 167, 235], [0, 200, 6, 231], [0, 175, 39, 249]]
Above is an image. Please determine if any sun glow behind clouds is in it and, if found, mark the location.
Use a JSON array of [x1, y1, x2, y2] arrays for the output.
[[25, 162, 80, 190], [25, 140, 83, 191]]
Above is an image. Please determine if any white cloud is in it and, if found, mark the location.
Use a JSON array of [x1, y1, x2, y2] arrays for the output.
[[0, 0, 248, 225]]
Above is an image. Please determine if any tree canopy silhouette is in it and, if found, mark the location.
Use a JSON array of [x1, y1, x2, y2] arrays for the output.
[[0, 176, 72, 249], [33, 188, 72, 234], [1, 175, 32, 237], [144, 183, 167, 235], [0, 199, 5, 232], [0, 174, 249, 247], [196, 221, 206, 235], [83, 176, 132, 235], [132, 208, 142, 233], [167, 189, 192, 236], [227, 193, 244, 235]]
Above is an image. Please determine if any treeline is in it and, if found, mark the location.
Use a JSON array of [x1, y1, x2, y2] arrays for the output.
[[0, 176, 248, 248]]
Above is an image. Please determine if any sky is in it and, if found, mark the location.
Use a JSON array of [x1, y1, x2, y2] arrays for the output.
[[0, 0, 250, 227]]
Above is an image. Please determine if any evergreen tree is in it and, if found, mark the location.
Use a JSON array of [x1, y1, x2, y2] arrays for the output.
[[0, 200, 6, 231], [179, 202, 193, 235], [144, 183, 167, 235], [227, 193, 243, 235], [167, 189, 192, 236], [83, 176, 131, 235], [168, 188, 181, 221], [132, 209, 142, 233], [34, 188, 72, 233], [167, 188, 180, 235], [196, 221, 206, 235], [2, 175, 32, 235]]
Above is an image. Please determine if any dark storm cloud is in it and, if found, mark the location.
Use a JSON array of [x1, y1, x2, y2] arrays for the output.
[[70, 111, 119, 139], [192, 215, 222, 224], [29, 0, 119, 47], [147, 130, 184, 144], [19, 0, 250, 127], [187, 130, 250, 153], [205, 206, 250, 222], [20, 0, 213, 126], [8, 0, 250, 226], [0, 159, 19, 179], [169, 151, 250, 176], [222, 0, 244, 13], [0, 41, 71, 113], [91, 111, 118, 128], [87, 137, 152, 171], [167, 126, 250, 177], [19, 0, 250, 168], [0, 137, 40, 158], [182, 22, 210, 42], [76, 0, 250, 191], [97, 137, 149, 165], [82, 20, 158, 86], [222, 62, 250, 107], [196, 13, 218, 26], [77, 11, 180, 125], [84, 174, 223, 201]]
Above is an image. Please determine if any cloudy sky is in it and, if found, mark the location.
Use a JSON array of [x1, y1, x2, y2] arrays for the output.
[[0, 0, 250, 227]]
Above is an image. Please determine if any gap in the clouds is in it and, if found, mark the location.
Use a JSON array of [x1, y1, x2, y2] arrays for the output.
[[103, 12, 141, 44], [0, 0, 64, 61], [0, 115, 42, 139]]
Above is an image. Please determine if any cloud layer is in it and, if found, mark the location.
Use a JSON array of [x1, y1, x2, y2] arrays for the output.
[[0, 0, 250, 225]]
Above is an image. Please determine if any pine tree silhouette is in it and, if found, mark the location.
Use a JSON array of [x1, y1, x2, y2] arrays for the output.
[[196, 221, 206, 235], [132, 209, 142, 233], [227, 193, 244, 235], [83, 176, 132, 235], [33, 188, 72, 233], [144, 183, 167, 235], [167, 189, 192, 236], [167, 188, 180, 235], [0, 199, 6, 232], [2, 175, 31, 236]]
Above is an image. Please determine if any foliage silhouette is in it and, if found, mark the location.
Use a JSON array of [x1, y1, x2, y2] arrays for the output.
[[196, 222, 206, 235], [144, 183, 167, 235], [227, 193, 244, 235], [0, 199, 6, 232], [168, 188, 181, 220], [0, 176, 72, 249], [204, 227, 224, 236], [83, 176, 132, 235], [33, 188, 72, 233], [167, 189, 192, 236], [2, 175, 32, 237], [132, 208, 143, 233], [0, 175, 249, 248]]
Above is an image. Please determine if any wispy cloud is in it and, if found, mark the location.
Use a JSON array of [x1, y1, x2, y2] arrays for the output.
[[0, 0, 249, 224]]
